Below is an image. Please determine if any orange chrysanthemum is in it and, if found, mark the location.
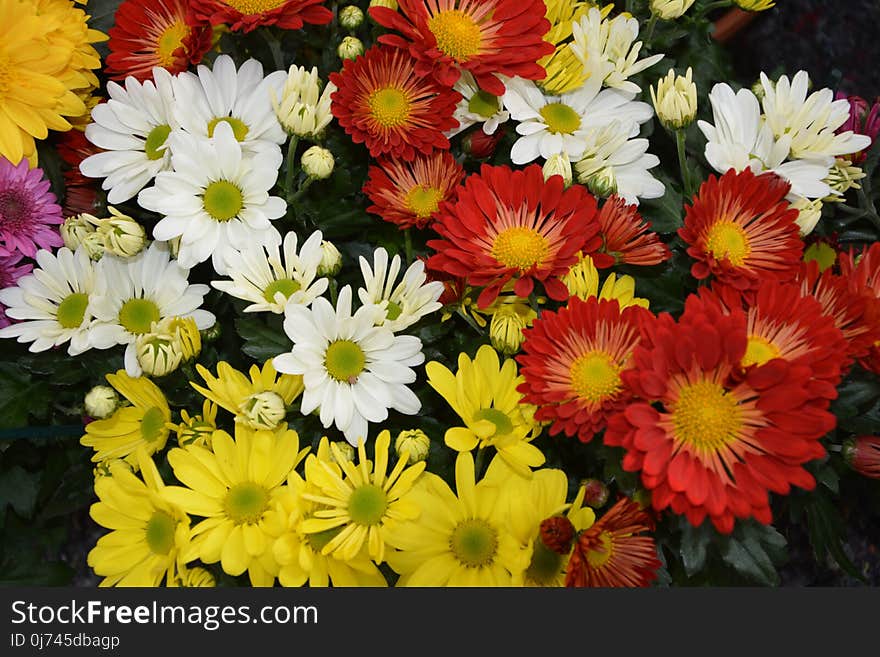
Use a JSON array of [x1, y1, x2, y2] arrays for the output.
[[187, 0, 332, 33], [363, 150, 465, 230], [427, 163, 602, 308], [604, 292, 836, 534], [565, 497, 661, 588], [516, 297, 652, 443], [330, 46, 461, 162], [105, 0, 212, 82], [839, 243, 880, 374], [370, 0, 554, 97], [679, 169, 803, 291], [592, 195, 671, 269]]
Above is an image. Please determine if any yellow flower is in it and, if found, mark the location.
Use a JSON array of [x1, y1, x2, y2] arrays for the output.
[[426, 344, 545, 477], [538, 1, 610, 96], [650, 0, 696, 20], [171, 400, 218, 448], [488, 297, 538, 356], [163, 424, 309, 586], [563, 253, 650, 309], [733, 0, 775, 11], [80, 370, 171, 468], [87, 448, 190, 587]]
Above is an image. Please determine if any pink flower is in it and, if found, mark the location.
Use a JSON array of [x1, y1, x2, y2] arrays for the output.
[[0, 253, 33, 328], [0, 158, 64, 258], [835, 92, 880, 164]]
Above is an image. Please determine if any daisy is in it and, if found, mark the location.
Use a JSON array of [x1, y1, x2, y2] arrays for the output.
[[369, 0, 554, 96], [137, 121, 286, 275], [679, 168, 803, 292], [537, 0, 598, 96], [517, 297, 651, 444], [273, 286, 425, 445], [363, 151, 465, 230], [592, 195, 671, 268], [104, 0, 212, 82], [211, 229, 328, 313], [79, 67, 179, 204], [187, 0, 333, 33], [446, 71, 509, 138], [0, 253, 31, 328], [358, 247, 445, 332], [0, 246, 96, 356], [427, 163, 602, 308], [329, 46, 461, 162], [87, 448, 190, 587], [0, 157, 63, 258], [502, 74, 653, 165], [87, 241, 215, 376], [561, 253, 650, 308]]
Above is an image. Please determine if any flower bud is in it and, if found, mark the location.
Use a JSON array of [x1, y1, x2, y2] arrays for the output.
[[301, 145, 335, 179], [650, 0, 696, 20], [395, 429, 431, 463], [61, 213, 97, 250], [317, 240, 343, 276], [580, 478, 610, 508], [584, 167, 618, 198], [339, 5, 364, 30], [461, 126, 504, 159], [180, 567, 216, 587], [84, 385, 120, 419], [175, 403, 218, 449], [539, 516, 576, 554], [337, 35, 364, 61], [200, 322, 222, 343], [650, 67, 697, 131], [93, 458, 132, 480], [542, 153, 573, 187], [238, 391, 287, 430], [80, 230, 105, 261], [733, 0, 776, 12], [158, 316, 202, 361], [489, 303, 535, 356], [97, 207, 147, 258], [136, 330, 182, 377], [369, 0, 398, 14], [330, 440, 356, 464], [844, 436, 880, 479], [272, 65, 335, 139]]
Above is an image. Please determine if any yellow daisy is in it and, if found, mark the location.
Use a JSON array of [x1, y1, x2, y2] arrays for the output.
[[80, 370, 171, 468], [562, 252, 650, 309], [170, 399, 218, 448], [87, 447, 190, 587], [538, 0, 600, 95]]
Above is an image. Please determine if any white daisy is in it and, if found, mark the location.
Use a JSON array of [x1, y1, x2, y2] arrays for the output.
[[273, 286, 424, 445], [211, 228, 328, 313], [0, 247, 96, 355], [446, 71, 510, 139], [79, 67, 178, 204], [137, 121, 286, 275], [358, 247, 444, 332], [502, 74, 653, 165], [172, 54, 287, 155], [88, 241, 215, 376]]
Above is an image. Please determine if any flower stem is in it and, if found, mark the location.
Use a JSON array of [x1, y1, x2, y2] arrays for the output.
[[404, 228, 414, 264], [284, 135, 300, 198], [644, 13, 658, 45], [699, 0, 734, 19], [288, 176, 314, 205], [675, 129, 692, 200], [474, 446, 487, 479]]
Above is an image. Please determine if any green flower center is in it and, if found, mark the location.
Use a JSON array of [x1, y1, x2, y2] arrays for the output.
[[306, 525, 343, 552], [223, 482, 270, 525], [207, 116, 249, 142], [145, 511, 177, 555], [450, 518, 498, 568], [539, 102, 581, 135], [202, 181, 243, 222], [385, 300, 402, 321], [324, 340, 366, 383], [525, 538, 564, 585], [472, 408, 513, 436], [56, 292, 89, 329], [262, 278, 302, 304], [467, 90, 501, 119], [140, 406, 167, 443], [347, 484, 388, 526], [118, 298, 160, 335], [144, 124, 172, 160]]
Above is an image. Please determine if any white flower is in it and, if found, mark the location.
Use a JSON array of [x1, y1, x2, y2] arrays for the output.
[[0, 247, 96, 355], [445, 71, 509, 138], [502, 75, 653, 165], [80, 67, 178, 204], [273, 286, 424, 445], [358, 247, 444, 332], [211, 229, 328, 314], [272, 65, 336, 139], [87, 242, 215, 376], [137, 121, 286, 275], [171, 54, 287, 155]]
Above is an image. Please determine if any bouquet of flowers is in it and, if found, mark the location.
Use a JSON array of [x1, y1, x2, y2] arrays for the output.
[[1, 0, 879, 588]]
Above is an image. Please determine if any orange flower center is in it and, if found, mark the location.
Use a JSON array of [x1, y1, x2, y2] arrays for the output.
[[155, 19, 189, 67], [428, 9, 483, 62], [405, 184, 444, 218], [222, 0, 288, 14], [368, 87, 411, 128], [742, 335, 781, 368], [671, 380, 742, 451], [491, 226, 548, 270], [585, 531, 614, 568], [705, 219, 751, 266], [569, 351, 622, 403]]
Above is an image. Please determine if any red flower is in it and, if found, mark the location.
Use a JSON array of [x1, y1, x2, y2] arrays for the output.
[[592, 195, 671, 268], [679, 169, 803, 291], [604, 292, 836, 534], [54, 130, 101, 217], [427, 163, 602, 308], [106, 0, 212, 81], [839, 243, 880, 374], [835, 92, 880, 164], [517, 297, 651, 443], [461, 125, 505, 160], [330, 46, 461, 161], [363, 151, 465, 230], [187, 0, 332, 33], [844, 436, 880, 479], [369, 0, 554, 96]]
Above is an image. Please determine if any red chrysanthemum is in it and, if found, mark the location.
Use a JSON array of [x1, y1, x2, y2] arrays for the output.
[[187, 0, 332, 33], [369, 0, 554, 96], [839, 243, 880, 374], [363, 150, 465, 230], [592, 195, 671, 268], [516, 297, 652, 443], [105, 0, 212, 81], [678, 168, 803, 291], [329, 46, 461, 162], [54, 130, 101, 217], [427, 163, 602, 308], [604, 293, 836, 534], [565, 497, 661, 588]]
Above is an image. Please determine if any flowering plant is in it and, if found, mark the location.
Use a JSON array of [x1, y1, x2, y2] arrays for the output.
[[1, 0, 879, 588]]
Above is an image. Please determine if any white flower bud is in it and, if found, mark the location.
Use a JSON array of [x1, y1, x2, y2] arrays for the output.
[[61, 213, 97, 250], [272, 65, 336, 139], [339, 5, 364, 30], [301, 145, 335, 179], [650, 68, 698, 131], [317, 240, 343, 276], [80, 230, 105, 261], [337, 35, 364, 61], [97, 207, 147, 258], [84, 385, 120, 419], [238, 391, 287, 430], [136, 331, 182, 377], [542, 153, 573, 187], [650, 0, 696, 20]]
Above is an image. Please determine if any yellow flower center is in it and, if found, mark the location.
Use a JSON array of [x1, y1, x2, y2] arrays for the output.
[[56, 292, 89, 329], [262, 278, 302, 304], [324, 340, 366, 383], [428, 9, 483, 62], [368, 87, 411, 128], [207, 116, 250, 142], [450, 518, 498, 568], [222, 0, 287, 14], [742, 335, 781, 368], [525, 539, 564, 585], [491, 226, 549, 270], [405, 184, 444, 219], [472, 407, 514, 436], [585, 531, 614, 568], [202, 180, 243, 221], [705, 220, 751, 266], [671, 380, 742, 451], [118, 298, 160, 334], [467, 90, 500, 118], [539, 102, 582, 135], [155, 20, 189, 68], [569, 351, 622, 403], [348, 484, 388, 526], [145, 511, 177, 555], [140, 406, 167, 443], [224, 482, 270, 525]]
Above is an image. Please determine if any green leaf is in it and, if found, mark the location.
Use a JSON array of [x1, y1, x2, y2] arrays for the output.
[[639, 174, 684, 233], [804, 488, 866, 582], [0, 466, 39, 519], [0, 363, 49, 430], [719, 522, 787, 586], [234, 315, 290, 362], [679, 519, 714, 577]]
